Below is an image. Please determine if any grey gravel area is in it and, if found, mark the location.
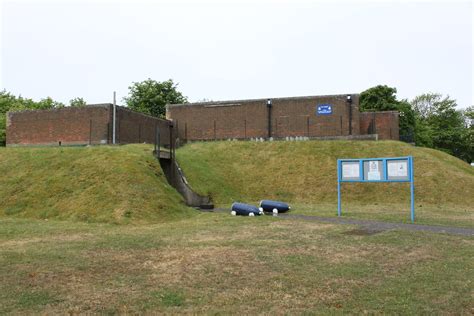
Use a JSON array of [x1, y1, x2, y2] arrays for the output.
[[203, 208, 474, 237]]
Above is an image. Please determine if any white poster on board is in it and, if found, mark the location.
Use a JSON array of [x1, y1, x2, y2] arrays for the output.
[[388, 161, 408, 177], [342, 163, 359, 178], [367, 161, 381, 180]]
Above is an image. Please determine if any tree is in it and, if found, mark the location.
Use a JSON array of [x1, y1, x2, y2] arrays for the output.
[[409, 93, 470, 161], [360, 85, 399, 112], [360, 85, 416, 141], [0, 91, 26, 146], [36, 97, 65, 109], [461, 106, 474, 163], [123, 79, 187, 118], [69, 97, 87, 107]]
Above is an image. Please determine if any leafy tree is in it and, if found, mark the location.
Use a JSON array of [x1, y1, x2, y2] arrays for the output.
[[36, 97, 65, 109], [0, 91, 23, 146], [410, 93, 470, 161], [196, 98, 213, 102], [360, 85, 399, 112], [69, 97, 87, 107], [411, 93, 439, 119], [0, 113, 5, 146], [412, 116, 433, 148], [123, 79, 188, 118], [397, 100, 416, 143], [461, 106, 474, 163], [360, 85, 416, 141]]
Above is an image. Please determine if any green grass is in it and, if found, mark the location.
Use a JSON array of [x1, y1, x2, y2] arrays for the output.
[[177, 140, 474, 227], [0, 141, 472, 313], [0, 145, 194, 223], [0, 215, 472, 314], [2, 141, 472, 227]]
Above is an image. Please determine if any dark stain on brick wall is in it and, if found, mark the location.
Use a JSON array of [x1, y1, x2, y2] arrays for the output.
[[359, 111, 399, 140]]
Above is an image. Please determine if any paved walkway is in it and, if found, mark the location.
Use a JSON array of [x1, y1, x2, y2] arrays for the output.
[[206, 208, 473, 237]]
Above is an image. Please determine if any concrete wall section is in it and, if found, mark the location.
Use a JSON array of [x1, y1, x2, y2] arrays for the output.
[[6, 105, 110, 146]]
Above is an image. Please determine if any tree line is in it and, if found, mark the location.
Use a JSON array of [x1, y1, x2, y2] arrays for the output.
[[0, 81, 472, 163], [360, 85, 473, 163]]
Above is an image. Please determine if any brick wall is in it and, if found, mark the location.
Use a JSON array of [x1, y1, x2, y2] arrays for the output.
[[6, 105, 176, 147], [115, 107, 173, 147], [359, 111, 399, 140], [6, 99, 399, 146], [6, 105, 111, 146], [167, 94, 362, 141]]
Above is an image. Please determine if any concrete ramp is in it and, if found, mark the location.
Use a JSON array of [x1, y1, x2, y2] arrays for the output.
[[158, 157, 213, 209]]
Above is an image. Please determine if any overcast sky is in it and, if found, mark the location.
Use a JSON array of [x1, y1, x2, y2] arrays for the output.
[[0, 0, 472, 107]]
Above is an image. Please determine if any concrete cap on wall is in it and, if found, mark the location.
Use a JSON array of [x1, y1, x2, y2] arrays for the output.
[[166, 93, 360, 108]]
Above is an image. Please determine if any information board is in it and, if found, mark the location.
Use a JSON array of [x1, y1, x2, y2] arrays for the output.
[[337, 156, 415, 222], [387, 159, 409, 181], [341, 161, 360, 180], [364, 160, 383, 181]]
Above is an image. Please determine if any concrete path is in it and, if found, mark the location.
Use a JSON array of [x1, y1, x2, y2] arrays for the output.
[[205, 208, 474, 237]]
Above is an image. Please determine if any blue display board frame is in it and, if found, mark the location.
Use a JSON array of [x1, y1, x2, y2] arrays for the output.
[[337, 156, 415, 222]]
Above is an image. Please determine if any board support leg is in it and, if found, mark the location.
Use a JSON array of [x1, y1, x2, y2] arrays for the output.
[[337, 181, 341, 217], [337, 160, 342, 217], [410, 156, 415, 223]]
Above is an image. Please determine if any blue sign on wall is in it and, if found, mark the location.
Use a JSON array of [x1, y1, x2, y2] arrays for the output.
[[317, 104, 333, 115]]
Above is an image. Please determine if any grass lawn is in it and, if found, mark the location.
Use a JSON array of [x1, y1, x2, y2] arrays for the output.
[[177, 140, 474, 228], [0, 214, 472, 314], [287, 202, 474, 228], [0, 141, 472, 313], [0, 145, 194, 223]]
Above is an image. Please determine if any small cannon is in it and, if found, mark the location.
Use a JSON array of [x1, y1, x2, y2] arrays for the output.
[[231, 202, 263, 216], [259, 200, 291, 214]]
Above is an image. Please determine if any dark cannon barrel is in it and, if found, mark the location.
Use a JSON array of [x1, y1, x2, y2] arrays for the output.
[[231, 202, 262, 216], [259, 200, 291, 214]]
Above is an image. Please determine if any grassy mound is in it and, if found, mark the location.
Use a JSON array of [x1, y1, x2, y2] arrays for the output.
[[177, 140, 474, 226], [0, 145, 193, 223]]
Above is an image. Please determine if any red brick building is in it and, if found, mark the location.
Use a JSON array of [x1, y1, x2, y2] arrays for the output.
[[167, 94, 399, 141], [6, 94, 399, 147]]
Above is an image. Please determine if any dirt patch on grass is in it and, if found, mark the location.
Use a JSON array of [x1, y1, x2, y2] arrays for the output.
[[273, 244, 374, 265], [343, 228, 384, 236], [383, 246, 438, 267], [9, 246, 275, 313], [2, 215, 472, 314], [144, 246, 269, 286], [0, 233, 95, 248], [269, 219, 335, 231]]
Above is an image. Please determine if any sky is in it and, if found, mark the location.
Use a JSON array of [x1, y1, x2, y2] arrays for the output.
[[0, 0, 472, 108]]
